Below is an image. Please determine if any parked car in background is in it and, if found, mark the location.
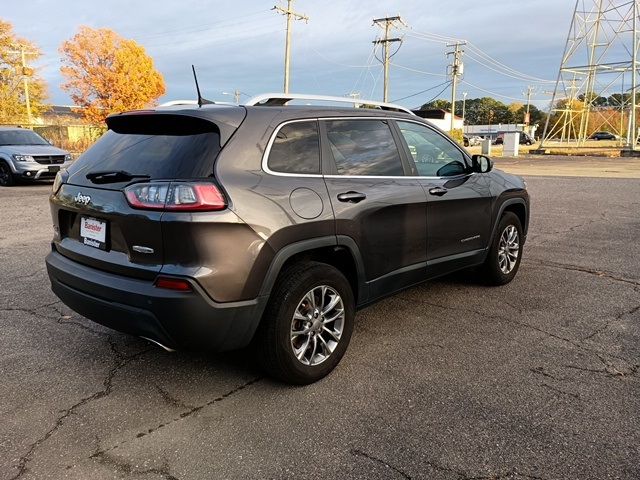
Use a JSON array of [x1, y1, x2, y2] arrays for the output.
[[0, 127, 73, 186], [463, 135, 482, 147], [46, 94, 529, 384], [494, 131, 534, 146], [589, 131, 618, 141]]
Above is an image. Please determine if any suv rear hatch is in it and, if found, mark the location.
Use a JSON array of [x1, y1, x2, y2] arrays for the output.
[[51, 108, 245, 280]]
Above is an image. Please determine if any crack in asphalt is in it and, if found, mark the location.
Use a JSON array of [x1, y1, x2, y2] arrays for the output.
[[541, 383, 580, 400], [583, 301, 640, 341], [350, 449, 412, 479], [350, 448, 548, 479], [90, 451, 180, 480], [0, 300, 62, 319], [524, 259, 640, 287], [9, 340, 152, 480], [529, 366, 565, 381], [396, 295, 638, 380], [154, 385, 194, 410], [1, 299, 109, 337], [90, 376, 262, 460]]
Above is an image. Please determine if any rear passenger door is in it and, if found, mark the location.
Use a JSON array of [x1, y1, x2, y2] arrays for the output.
[[321, 118, 428, 300], [394, 121, 492, 263]]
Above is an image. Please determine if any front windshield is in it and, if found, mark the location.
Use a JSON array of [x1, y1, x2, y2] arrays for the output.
[[0, 130, 49, 146]]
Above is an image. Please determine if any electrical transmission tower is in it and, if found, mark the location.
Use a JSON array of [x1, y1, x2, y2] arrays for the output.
[[273, 0, 308, 94], [372, 16, 406, 102], [540, 0, 640, 149]]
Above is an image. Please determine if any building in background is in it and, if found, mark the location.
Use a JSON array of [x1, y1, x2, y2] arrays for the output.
[[412, 109, 464, 132], [464, 123, 538, 140]]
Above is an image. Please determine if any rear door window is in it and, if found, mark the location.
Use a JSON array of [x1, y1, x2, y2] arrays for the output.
[[66, 114, 221, 187], [267, 121, 320, 174], [324, 119, 404, 176]]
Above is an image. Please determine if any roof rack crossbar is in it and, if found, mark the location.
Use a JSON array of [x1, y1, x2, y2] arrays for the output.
[[244, 93, 415, 115]]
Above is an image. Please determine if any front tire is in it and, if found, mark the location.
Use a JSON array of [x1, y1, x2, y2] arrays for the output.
[[0, 161, 15, 187], [481, 212, 523, 285], [255, 261, 355, 385]]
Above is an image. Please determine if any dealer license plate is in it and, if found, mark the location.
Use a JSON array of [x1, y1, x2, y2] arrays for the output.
[[80, 217, 107, 250]]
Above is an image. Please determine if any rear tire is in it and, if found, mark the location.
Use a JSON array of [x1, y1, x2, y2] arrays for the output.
[[0, 161, 15, 187], [255, 261, 355, 385], [481, 212, 523, 285]]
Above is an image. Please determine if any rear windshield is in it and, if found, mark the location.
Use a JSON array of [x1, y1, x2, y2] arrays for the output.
[[66, 114, 221, 183]]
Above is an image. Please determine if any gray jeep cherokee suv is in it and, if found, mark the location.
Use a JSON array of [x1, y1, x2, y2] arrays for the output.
[[46, 97, 529, 384]]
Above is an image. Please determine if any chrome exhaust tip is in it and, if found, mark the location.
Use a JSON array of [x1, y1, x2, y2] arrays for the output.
[[141, 336, 176, 352]]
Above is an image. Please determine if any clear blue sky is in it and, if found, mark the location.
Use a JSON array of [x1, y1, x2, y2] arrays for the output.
[[4, 0, 574, 108]]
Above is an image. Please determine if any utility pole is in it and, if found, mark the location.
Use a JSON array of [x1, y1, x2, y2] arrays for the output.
[[20, 46, 33, 124], [9, 44, 36, 124], [273, 0, 309, 94], [524, 85, 535, 126], [447, 41, 466, 132], [372, 16, 405, 102], [462, 92, 468, 128]]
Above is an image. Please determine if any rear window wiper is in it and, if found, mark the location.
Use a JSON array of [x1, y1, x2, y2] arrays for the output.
[[86, 170, 150, 184]]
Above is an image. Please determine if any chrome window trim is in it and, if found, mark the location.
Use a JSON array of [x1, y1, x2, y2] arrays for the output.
[[261, 116, 474, 180], [262, 119, 323, 178]]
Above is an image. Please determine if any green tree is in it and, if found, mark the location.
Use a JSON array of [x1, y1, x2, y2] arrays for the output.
[[0, 19, 48, 124]]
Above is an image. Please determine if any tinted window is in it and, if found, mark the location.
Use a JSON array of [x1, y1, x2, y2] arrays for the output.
[[66, 115, 221, 184], [325, 120, 404, 176], [397, 121, 467, 177], [267, 121, 320, 174], [0, 130, 49, 146]]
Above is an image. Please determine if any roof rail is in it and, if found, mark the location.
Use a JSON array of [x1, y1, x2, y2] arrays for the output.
[[244, 93, 415, 115], [158, 100, 236, 108], [158, 100, 198, 107]]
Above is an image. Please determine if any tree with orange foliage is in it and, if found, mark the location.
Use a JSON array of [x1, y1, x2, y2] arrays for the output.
[[0, 19, 48, 124], [60, 27, 165, 124]]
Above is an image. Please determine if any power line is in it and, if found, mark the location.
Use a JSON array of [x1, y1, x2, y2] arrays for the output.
[[404, 27, 555, 84], [391, 80, 451, 102], [389, 63, 447, 77], [464, 51, 555, 84], [465, 43, 555, 83], [132, 10, 271, 41], [143, 16, 281, 49], [460, 80, 530, 101], [415, 82, 453, 108]]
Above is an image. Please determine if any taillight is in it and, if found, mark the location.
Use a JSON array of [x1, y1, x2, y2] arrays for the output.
[[155, 276, 193, 291], [124, 182, 226, 212]]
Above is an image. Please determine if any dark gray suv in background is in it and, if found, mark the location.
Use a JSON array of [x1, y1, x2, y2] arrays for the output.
[[46, 94, 529, 384]]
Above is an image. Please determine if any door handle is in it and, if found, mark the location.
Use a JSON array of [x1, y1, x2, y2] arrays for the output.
[[337, 191, 367, 203], [428, 186, 448, 197]]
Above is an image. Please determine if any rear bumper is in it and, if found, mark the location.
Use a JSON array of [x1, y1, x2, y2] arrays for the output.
[[45, 249, 268, 352]]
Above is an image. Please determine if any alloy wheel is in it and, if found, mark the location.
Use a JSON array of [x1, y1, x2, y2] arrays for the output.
[[290, 285, 345, 366], [497, 225, 520, 274]]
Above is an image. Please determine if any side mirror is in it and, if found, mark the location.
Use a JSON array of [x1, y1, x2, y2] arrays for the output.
[[471, 154, 493, 173]]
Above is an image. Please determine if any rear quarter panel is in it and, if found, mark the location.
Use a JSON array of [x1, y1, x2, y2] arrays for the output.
[[213, 109, 337, 301]]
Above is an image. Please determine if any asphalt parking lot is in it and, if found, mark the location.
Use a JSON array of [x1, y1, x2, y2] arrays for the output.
[[1, 169, 639, 479]]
